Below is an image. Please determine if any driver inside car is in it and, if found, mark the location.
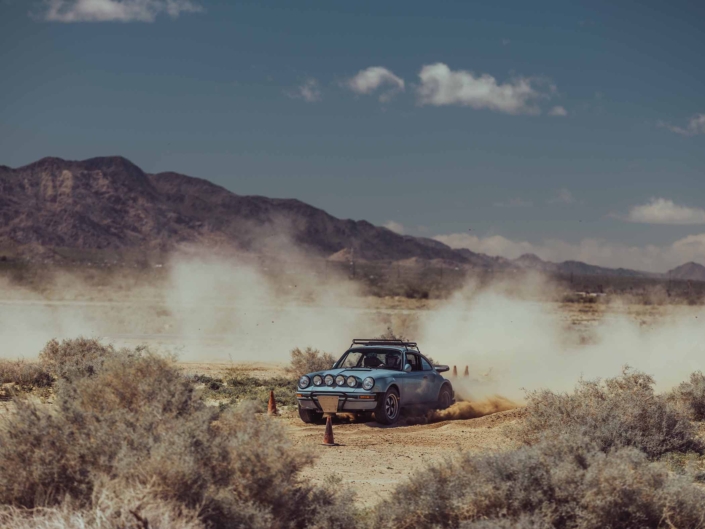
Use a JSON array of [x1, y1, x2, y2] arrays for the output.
[[385, 353, 401, 370], [363, 355, 383, 368]]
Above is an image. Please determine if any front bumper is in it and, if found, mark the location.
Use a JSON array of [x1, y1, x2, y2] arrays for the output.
[[297, 391, 378, 412]]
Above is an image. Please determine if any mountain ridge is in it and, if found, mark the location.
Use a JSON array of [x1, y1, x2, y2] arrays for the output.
[[0, 156, 703, 281]]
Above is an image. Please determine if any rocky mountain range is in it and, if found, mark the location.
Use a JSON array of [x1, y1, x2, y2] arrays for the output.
[[0, 156, 703, 281]]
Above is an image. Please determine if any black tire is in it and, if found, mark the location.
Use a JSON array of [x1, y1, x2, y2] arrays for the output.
[[437, 386, 453, 410], [375, 387, 401, 425], [298, 405, 326, 425]]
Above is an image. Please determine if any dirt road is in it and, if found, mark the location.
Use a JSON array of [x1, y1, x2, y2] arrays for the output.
[[284, 409, 522, 505]]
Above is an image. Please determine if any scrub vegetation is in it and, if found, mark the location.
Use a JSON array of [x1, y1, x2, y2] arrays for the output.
[[668, 371, 705, 421], [0, 339, 355, 529], [194, 346, 339, 408], [516, 368, 702, 458], [372, 434, 705, 529], [372, 369, 705, 529], [194, 372, 298, 408], [2, 339, 705, 529], [287, 347, 336, 376]]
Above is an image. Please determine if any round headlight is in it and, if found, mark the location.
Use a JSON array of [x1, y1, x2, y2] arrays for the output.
[[362, 377, 374, 390], [299, 375, 310, 389], [324, 375, 334, 386], [313, 375, 323, 386], [335, 375, 345, 386], [346, 376, 356, 388]]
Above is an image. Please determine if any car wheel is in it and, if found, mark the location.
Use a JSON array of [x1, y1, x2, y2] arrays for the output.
[[298, 405, 326, 425], [437, 386, 452, 410], [375, 387, 401, 425]]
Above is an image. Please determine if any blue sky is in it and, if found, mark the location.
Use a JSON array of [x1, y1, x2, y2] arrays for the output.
[[1, 0, 704, 271]]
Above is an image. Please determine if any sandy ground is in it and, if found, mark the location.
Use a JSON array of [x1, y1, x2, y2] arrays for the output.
[[286, 408, 522, 505], [179, 361, 289, 379]]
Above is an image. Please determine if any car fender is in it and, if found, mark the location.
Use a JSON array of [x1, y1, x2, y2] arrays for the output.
[[371, 376, 401, 398]]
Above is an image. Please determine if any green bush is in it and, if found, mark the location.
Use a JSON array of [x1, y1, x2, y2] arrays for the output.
[[373, 434, 705, 529], [517, 368, 700, 458]]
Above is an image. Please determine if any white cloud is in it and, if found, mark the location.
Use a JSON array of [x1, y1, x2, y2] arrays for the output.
[[626, 198, 705, 225], [434, 232, 705, 273], [287, 78, 322, 103], [345, 66, 405, 102], [383, 221, 405, 234], [416, 63, 550, 115], [493, 197, 533, 208], [39, 0, 202, 22], [660, 114, 705, 137], [548, 105, 568, 117], [549, 188, 575, 204]]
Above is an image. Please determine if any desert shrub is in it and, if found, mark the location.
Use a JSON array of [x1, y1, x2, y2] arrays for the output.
[[516, 368, 700, 458], [0, 350, 201, 508], [287, 347, 336, 376], [378, 326, 408, 341], [658, 450, 705, 482], [372, 434, 705, 529], [195, 373, 298, 407], [38, 337, 120, 381], [0, 343, 357, 529], [460, 515, 552, 529], [0, 360, 52, 389], [0, 484, 206, 529], [668, 371, 705, 421]]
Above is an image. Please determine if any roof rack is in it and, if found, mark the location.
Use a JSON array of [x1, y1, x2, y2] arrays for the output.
[[351, 339, 420, 351]]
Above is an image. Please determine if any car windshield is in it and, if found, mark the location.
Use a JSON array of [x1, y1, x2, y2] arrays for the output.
[[336, 349, 402, 370]]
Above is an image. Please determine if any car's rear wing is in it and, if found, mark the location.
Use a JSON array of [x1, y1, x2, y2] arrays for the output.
[[350, 339, 420, 352]]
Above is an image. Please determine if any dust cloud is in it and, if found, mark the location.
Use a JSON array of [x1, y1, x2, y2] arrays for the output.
[[0, 253, 386, 361], [417, 276, 705, 401], [401, 397, 518, 426], [1, 254, 704, 404]]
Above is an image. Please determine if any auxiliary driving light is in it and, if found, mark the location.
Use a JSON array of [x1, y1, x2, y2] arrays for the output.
[[335, 375, 346, 386], [313, 375, 323, 386], [324, 374, 335, 386], [346, 376, 356, 388]]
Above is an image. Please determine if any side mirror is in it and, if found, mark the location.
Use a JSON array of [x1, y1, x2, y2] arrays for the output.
[[434, 365, 449, 373], [403, 364, 412, 373]]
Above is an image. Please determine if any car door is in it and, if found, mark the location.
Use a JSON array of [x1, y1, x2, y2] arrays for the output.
[[420, 355, 443, 403], [402, 353, 428, 405]]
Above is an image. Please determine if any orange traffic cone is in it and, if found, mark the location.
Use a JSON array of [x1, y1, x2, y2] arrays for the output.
[[463, 366, 469, 377], [452, 365, 457, 377], [267, 390, 278, 416], [322, 416, 338, 446]]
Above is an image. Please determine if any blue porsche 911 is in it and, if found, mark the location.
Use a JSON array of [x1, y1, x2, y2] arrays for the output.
[[296, 339, 455, 425]]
